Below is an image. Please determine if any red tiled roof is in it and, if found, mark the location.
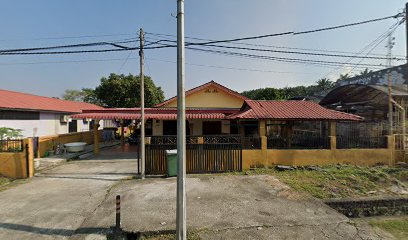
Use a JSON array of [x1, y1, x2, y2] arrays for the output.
[[155, 80, 249, 107], [0, 89, 104, 113], [71, 108, 235, 120], [228, 100, 363, 121]]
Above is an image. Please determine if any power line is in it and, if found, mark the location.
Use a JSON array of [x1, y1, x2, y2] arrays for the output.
[[145, 12, 403, 44], [145, 34, 401, 57], [155, 39, 406, 60], [0, 12, 402, 56], [186, 47, 386, 69]]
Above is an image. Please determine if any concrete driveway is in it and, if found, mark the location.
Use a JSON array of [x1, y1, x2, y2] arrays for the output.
[[75, 175, 387, 240], [0, 145, 388, 240], [0, 145, 138, 240]]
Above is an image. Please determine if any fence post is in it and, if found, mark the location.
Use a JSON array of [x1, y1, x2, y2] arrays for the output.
[[330, 136, 337, 150], [24, 138, 34, 178]]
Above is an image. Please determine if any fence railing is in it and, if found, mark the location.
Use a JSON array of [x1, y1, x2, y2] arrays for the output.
[[267, 135, 330, 149], [145, 142, 242, 174], [336, 136, 387, 149], [148, 135, 261, 149], [0, 139, 24, 152], [203, 135, 241, 144], [241, 136, 262, 149]]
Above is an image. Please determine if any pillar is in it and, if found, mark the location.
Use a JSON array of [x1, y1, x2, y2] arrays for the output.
[[329, 121, 337, 150], [329, 121, 336, 136], [93, 119, 100, 155], [258, 120, 266, 136]]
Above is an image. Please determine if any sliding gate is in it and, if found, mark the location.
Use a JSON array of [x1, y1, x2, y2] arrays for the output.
[[145, 142, 242, 175]]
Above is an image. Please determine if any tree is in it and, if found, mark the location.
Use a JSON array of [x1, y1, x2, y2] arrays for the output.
[[62, 89, 86, 102], [315, 78, 335, 91], [357, 68, 373, 76], [93, 73, 164, 108], [0, 127, 23, 140], [338, 73, 351, 81]]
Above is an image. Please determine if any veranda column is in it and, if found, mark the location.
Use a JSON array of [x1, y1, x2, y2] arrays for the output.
[[329, 121, 337, 150], [258, 119, 266, 136]]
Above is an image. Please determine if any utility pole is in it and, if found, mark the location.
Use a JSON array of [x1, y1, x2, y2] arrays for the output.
[[386, 34, 395, 135], [176, 0, 186, 239], [139, 28, 145, 179]]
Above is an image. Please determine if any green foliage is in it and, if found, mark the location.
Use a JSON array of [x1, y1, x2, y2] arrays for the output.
[[62, 74, 164, 108], [95, 73, 164, 108], [62, 89, 85, 102], [0, 127, 23, 140], [244, 165, 408, 199], [241, 78, 335, 100], [369, 217, 408, 240]]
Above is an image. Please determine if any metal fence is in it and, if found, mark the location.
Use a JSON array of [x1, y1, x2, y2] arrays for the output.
[[336, 121, 388, 149], [145, 142, 242, 175], [241, 136, 262, 149], [0, 139, 24, 152], [336, 136, 388, 149], [267, 131, 330, 149]]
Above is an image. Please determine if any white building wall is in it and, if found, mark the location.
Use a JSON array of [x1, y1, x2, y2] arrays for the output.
[[0, 112, 67, 138], [0, 112, 96, 138]]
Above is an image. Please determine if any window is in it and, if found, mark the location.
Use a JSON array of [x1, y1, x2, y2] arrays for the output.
[[0, 110, 40, 120], [202, 121, 222, 135], [69, 120, 78, 133]]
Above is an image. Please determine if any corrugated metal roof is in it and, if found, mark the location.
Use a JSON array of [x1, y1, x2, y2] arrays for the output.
[[71, 101, 362, 121], [0, 89, 103, 113], [228, 100, 363, 121], [71, 111, 227, 120]]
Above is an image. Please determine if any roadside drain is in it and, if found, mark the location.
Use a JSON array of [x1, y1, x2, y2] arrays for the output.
[[324, 196, 408, 218]]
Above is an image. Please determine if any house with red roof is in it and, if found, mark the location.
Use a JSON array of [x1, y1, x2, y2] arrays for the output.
[[72, 80, 361, 142], [69, 81, 397, 173], [0, 89, 103, 138]]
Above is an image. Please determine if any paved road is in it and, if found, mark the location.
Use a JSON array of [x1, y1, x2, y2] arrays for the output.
[[0, 146, 138, 240]]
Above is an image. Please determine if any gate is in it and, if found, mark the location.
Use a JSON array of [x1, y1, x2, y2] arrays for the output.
[[145, 142, 242, 175]]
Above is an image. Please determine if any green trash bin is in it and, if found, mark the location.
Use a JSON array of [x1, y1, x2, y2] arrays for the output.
[[166, 149, 178, 177]]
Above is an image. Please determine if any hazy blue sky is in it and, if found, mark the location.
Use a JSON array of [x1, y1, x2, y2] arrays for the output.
[[0, 0, 406, 98]]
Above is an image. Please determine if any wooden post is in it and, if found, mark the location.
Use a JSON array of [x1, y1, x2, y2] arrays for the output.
[[94, 120, 100, 155]]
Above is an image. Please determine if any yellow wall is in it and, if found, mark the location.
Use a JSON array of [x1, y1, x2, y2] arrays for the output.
[[242, 136, 394, 170], [0, 138, 34, 179], [162, 86, 244, 108], [38, 130, 102, 157]]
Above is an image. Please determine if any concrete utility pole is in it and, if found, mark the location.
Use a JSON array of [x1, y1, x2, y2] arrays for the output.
[[176, 0, 186, 239], [386, 34, 395, 135], [139, 28, 145, 179]]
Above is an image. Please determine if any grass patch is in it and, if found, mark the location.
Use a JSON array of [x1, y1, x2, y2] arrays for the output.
[[245, 165, 408, 199], [0, 175, 11, 187], [369, 217, 408, 240]]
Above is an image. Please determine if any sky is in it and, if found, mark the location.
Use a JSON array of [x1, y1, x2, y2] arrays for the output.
[[0, 0, 406, 99]]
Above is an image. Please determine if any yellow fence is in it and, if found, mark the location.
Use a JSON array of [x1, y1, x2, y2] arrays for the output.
[[38, 130, 102, 157], [242, 136, 395, 170], [0, 138, 34, 179]]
